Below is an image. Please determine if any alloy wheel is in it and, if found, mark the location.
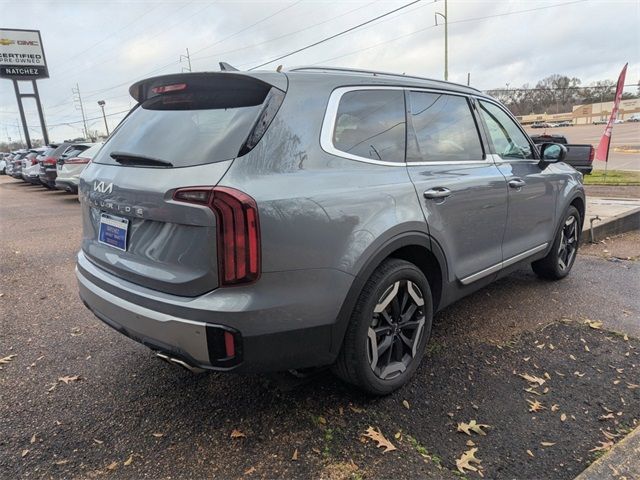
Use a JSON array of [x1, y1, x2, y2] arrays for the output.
[[367, 280, 426, 380], [558, 215, 578, 271]]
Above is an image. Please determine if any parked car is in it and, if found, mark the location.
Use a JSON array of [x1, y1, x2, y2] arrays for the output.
[[614, 119, 625, 124], [76, 68, 585, 394], [21, 148, 46, 184], [530, 134, 594, 175], [38, 143, 71, 189], [593, 119, 607, 125], [10, 150, 28, 179], [531, 122, 546, 128], [628, 114, 640, 122], [556, 121, 573, 127], [0, 153, 8, 174], [56, 142, 101, 193]]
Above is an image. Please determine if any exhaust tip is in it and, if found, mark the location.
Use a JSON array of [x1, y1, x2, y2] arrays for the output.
[[155, 352, 205, 374]]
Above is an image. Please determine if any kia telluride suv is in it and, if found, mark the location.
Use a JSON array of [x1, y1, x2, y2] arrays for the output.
[[77, 66, 585, 395]]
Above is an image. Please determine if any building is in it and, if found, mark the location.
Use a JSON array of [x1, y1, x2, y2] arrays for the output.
[[517, 98, 640, 125]]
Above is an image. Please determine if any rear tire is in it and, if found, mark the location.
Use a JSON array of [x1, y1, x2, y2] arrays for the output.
[[532, 206, 581, 280], [333, 259, 433, 395]]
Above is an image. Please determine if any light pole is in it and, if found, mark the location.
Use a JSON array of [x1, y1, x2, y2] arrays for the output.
[[97, 100, 109, 137], [435, 0, 448, 81]]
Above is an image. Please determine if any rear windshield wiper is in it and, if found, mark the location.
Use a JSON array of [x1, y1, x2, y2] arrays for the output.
[[110, 151, 173, 167]]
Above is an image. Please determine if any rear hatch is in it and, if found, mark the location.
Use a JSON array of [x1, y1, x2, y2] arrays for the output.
[[79, 71, 286, 296]]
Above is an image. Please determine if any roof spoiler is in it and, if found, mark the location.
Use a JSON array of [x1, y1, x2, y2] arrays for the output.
[[219, 62, 239, 71]]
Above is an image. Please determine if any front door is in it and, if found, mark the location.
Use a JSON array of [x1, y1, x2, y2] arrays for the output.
[[405, 90, 508, 285], [476, 100, 559, 261]]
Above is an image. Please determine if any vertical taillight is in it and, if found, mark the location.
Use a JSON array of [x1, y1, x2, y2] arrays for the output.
[[173, 186, 261, 286], [589, 147, 595, 163]]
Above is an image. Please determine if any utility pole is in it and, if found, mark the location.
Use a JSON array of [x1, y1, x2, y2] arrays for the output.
[[97, 100, 110, 136], [180, 48, 192, 72], [467, 72, 470, 86], [72, 83, 88, 139], [435, 0, 448, 81]]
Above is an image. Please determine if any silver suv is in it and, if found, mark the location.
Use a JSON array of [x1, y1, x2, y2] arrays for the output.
[[77, 67, 584, 394]]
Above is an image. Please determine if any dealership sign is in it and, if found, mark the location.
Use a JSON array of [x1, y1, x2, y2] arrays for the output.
[[0, 28, 48, 79]]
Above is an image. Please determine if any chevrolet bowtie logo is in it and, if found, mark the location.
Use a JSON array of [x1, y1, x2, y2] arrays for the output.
[[0, 38, 15, 46]]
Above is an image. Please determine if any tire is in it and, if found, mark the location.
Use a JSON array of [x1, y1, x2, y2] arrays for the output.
[[333, 258, 433, 395], [532, 206, 581, 280]]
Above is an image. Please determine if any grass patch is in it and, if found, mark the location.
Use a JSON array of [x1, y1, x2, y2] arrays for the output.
[[585, 170, 640, 185]]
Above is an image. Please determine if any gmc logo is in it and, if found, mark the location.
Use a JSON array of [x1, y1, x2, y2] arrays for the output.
[[93, 181, 113, 194]]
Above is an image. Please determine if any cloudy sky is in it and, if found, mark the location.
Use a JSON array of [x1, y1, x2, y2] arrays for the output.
[[0, 0, 638, 144]]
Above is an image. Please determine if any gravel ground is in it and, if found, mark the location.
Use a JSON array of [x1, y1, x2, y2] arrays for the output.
[[1, 177, 638, 479]]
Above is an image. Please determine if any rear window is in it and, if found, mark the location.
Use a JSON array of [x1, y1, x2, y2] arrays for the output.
[[94, 77, 279, 168], [332, 89, 405, 163]]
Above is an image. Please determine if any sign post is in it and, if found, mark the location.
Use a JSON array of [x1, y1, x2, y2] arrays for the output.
[[0, 28, 50, 148]]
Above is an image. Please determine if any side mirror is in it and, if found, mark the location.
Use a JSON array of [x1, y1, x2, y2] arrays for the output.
[[539, 143, 566, 164]]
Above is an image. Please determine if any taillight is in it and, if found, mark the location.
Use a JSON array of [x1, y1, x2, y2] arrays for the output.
[[31, 158, 38, 165], [65, 157, 90, 165], [152, 83, 187, 94], [43, 156, 56, 166], [589, 147, 595, 163], [173, 186, 261, 286]]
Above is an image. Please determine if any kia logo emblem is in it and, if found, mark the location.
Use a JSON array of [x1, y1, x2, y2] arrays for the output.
[[93, 181, 113, 194]]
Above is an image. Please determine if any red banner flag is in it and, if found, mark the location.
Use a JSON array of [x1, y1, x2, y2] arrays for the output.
[[594, 63, 628, 162]]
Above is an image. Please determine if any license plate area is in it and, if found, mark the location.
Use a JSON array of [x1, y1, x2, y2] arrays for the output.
[[98, 213, 129, 251]]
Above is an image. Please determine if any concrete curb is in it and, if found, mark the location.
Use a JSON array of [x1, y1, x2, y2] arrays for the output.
[[581, 207, 640, 245], [573, 424, 640, 480]]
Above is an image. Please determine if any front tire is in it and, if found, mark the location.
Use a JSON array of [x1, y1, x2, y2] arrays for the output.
[[333, 259, 433, 395], [532, 206, 581, 280]]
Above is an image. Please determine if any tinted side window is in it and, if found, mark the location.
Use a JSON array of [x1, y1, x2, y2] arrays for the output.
[[479, 101, 533, 159], [333, 89, 405, 162], [408, 92, 483, 162]]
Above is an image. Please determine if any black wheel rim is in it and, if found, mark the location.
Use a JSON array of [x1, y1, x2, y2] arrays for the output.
[[367, 280, 426, 380], [558, 214, 578, 271]]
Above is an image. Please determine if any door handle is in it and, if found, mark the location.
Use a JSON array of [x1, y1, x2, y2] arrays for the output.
[[423, 187, 452, 199], [508, 178, 526, 189]]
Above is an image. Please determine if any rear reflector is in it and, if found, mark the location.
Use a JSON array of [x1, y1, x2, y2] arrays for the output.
[[173, 186, 261, 286], [151, 83, 187, 94], [65, 157, 91, 165]]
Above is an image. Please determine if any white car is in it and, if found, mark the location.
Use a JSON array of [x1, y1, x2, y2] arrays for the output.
[[55, 142, 102, 193], [0, 154, 8, 174], [22, 148, 46, 184]]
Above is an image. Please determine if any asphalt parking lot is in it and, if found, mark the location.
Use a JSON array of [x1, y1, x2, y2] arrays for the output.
[[1, 176, 639, 480], [523, 122, 640, 171]]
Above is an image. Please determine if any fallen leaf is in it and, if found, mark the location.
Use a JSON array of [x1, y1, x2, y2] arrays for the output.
[[402, 400, 410, 409], [585, 345, 590, 352], [349, 405, 363, 414], [519, 373, 545, 386], [561, 413, 567, 422], [599, 413, 614, 421], [58, 375, 80, 384], [543, 372, 551, 380], [541, 442, 556, 447], [394, 431, 402, 440], [152, 433, 164, 438], [456, 447, 482, 474], [230, 429, 246, 439], [362, 426, 396, 453], [551, 404, 559, 412], [93, 439, 103, 445], [30, 434, 37, 444], [47, 383, 57, 392], [627, 383, 640, 390], [124, 454, 134, 466], [21, 449, 29, 458], [466, 439, 476, 447], [623, 334, 629, 341], [536, 343, 545, 349], [574, 371, 585, 377], [0, 354, 17, 364], [457, 420, 490, 436], [53, 459, 69, 465], [527, 399, 546, 413], [524, 387, 541, 396], [589, 441, 614, 452], [244, 467, 256, 475], [587, 320, 603, 329], [527, 449, 534, 457], [614, 380, 621, 385], [106, 461, 118, 470], [317, 416, 327, 425], [570, 354, 576, 360], [292, 449, 298, 461]]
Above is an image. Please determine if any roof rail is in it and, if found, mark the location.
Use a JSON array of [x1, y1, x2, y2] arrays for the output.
[[288, 66, 481, 93]]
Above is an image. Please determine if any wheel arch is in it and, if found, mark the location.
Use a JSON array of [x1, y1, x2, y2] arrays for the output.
[[330, 231, 447, 356]]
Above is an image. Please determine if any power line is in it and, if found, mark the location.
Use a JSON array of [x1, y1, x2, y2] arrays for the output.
[[309, 0, 589, 67], [248, 0, 423, 71]]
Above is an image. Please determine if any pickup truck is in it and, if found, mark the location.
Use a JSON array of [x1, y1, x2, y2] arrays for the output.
[[530, 134, 594, 175]]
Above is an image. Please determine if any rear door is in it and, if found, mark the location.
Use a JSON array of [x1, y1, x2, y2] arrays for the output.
[[80, 72, 285, 296], [405, 90, 508, 285], [476, 100, 559, 261]]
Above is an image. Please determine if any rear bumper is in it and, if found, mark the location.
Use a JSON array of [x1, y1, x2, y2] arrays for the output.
[[76, 250, 353, 372], [39, 169, 57, 188], [55, 178, 79, 192]]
